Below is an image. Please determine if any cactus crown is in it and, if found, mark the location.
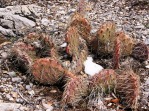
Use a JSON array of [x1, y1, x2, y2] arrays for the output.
[[97, 21, 116, 44]]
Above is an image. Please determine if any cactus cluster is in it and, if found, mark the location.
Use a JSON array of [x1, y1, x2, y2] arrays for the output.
[[6, 3, 149, 110]]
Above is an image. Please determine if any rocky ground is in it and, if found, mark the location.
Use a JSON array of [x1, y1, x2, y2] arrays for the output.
[[0, 0, 149, 111]]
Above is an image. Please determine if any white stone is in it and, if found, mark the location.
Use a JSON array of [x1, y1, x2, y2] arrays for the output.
[[60, 43, 67, 47], [145, 65, 149, 69], [41, 18, 50, 26]]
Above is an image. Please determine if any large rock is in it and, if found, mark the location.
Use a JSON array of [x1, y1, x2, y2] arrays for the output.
[[0, 4, 44, 37]]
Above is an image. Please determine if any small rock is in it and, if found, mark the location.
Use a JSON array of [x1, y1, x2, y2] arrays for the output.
[[42, 99, 53, 109], [0, 103, 21, 111], [12, 77, 22, 83], [8, 71, 16, 77], [1, 52, 8, 59], [46, 107, 54, 111], [60, 43, 67, 47], [25, 85, 31, 90], [6, 94, 14, 101], [28, 90, 35, 96], [145, 65, 149, 69], [11, 92, 18, 98], [16, 98, 24, 103], [41, 18, 50, 26]]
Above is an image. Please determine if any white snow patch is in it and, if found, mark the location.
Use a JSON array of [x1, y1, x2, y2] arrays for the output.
[[84, 57, 103, 76], [60, 43, 67, 47]]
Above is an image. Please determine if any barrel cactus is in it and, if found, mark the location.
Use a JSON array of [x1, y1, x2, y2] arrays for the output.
[[89, 69, 117, 94], [116, 70, 140, 109], [62, 76, 89, 107]]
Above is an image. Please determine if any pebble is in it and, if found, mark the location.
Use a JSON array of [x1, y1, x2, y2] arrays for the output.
[[26, 85, 31, 90], [6, 94, 14, 101], [16, 98, 24, 103], [0, 103, 21, 111], [41, 18, 50, 26], [28, 90, 35, 96], [11, 77, 22, 83], [42, 99, 53, 109], [8, 71, 16, 77]]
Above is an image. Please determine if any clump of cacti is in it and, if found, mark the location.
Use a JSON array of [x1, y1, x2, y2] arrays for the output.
[[116, 70, 140, 109], [62, 76, 89, 107], [4, 2, 147, 110], [132, 42, 149, 62], [31, 58, 64, 85], [96, 21, 116, 54]]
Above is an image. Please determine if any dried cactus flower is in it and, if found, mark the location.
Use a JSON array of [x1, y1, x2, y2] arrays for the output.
[[9, 48, 33, 73], [132, 42, 149, 62], [96, 21, 116, 54], [62, 76, 89, 107], [70, 12, 91, 43], [89, 69, 117, 94], [116, 32, 135, 56], [113, 38, 121, 69], [24, 33, 59, 59], [31, 58, 64, 85], [116, 70, 140, 109]]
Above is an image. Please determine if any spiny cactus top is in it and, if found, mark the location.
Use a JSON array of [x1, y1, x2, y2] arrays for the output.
[[31, 58, 65, 85], [116, 31, 135, 56], [70, 12, 91, 43]]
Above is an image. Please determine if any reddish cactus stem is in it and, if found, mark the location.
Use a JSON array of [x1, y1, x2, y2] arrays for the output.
[[113, 38, 121, 69]]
